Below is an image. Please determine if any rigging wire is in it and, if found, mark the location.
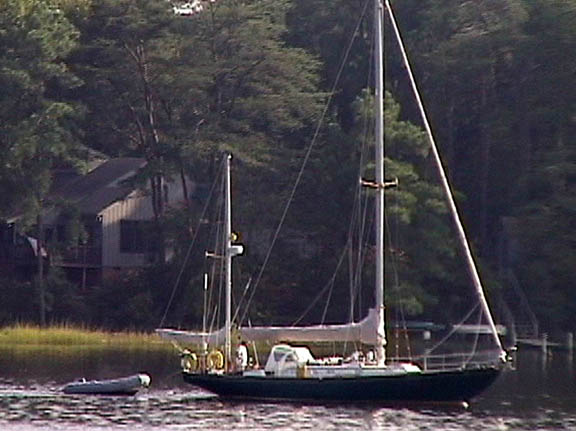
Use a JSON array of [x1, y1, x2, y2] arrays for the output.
[[232, 277, 252, 324], [315, 96, 374, 327], [292, 242, 349, 325], [238, 0, 373, 327], [290, 31, 376, 328], [385, 193, 413, 362], [206, 166, 227, 335], [158, 158, 227, 328], [320, 279, 335, 323], [384, 0, 503, 351], [347, 30, 375, 325], [291, 195, 371, 328], [464, 306, 485, 366], [426, 302, 480, 354]]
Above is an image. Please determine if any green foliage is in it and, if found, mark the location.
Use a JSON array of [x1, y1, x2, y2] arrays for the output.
[[67, 0, 324, 171], [514, 143, 576, 331], [286, 0, 371, 131], [0, 0, 575, 334], [0, 268, 84, 325], [43, 268, 89, 322], [386, 0, 576, 331], [0, 0, 82, 219], [381, 94, 464, 320], [0, 277, 36, 324]]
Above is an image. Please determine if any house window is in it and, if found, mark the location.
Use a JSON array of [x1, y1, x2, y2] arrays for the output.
[[120, 220, 154, 253]]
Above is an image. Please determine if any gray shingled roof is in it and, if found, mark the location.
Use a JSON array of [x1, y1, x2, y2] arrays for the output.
[[52, 158, 147, 215]]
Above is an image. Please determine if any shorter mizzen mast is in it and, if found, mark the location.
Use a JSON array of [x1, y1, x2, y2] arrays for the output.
[[224, 154, 244, 369], [224, 154, 233, 370], [156, 154, 244, 360], [384, 0, 504, 354]]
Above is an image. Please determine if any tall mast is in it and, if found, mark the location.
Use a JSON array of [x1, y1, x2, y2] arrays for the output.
[[374, 0, 386, 365], [224, 154, 232, 370]]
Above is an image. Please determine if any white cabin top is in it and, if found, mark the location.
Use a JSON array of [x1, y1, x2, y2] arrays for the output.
[[264, 344, 315, 374]]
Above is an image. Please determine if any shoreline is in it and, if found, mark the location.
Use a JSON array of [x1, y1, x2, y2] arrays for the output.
[[0, 324, 172, 351]]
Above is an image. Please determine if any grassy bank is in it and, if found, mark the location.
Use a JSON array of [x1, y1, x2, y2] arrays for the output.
[[0, 324, 369, 357], [0, 324, 172, 351]]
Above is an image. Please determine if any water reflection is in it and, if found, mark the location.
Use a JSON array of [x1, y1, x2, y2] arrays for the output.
[[1, 347, 576, 430], [0, 346, 182, 388]]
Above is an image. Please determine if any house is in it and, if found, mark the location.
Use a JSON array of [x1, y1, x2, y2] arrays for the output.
[[39, 157, 191, 286]]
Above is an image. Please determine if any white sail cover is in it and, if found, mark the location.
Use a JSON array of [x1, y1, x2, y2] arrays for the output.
[[240, 308, 380, 345], [156, 309, 380, 346]]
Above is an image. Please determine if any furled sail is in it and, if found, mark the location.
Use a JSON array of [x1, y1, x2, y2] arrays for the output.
[[157, 309, 381, 346], [239, 308, 381, 345]]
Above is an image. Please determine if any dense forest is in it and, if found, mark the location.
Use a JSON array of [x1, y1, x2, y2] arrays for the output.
[[0, 0, 573, 336]]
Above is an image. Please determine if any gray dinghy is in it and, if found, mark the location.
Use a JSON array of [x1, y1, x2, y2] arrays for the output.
[[63, 373, 151, 395]]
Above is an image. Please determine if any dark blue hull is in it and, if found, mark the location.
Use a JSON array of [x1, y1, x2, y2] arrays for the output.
[[183, 367, 501, 404]]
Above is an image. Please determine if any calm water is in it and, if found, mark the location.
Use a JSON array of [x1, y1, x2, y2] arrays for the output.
[[1, 347, 576, 430]]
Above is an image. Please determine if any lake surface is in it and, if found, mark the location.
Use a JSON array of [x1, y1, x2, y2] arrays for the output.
[[1, 347, 575, 430]]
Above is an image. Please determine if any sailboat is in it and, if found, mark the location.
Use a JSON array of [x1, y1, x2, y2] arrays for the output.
[[157, 0, 508, 404]]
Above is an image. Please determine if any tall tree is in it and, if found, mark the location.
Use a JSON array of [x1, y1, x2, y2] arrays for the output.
[[67, 0, 325, 211], [0, 0, 81, 221], [509, 0, 576, 332], [286, 0, 371, 132], [387, 0, 529, 254], [66, 0, 328, 324], [66, 0, 176, 225]]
